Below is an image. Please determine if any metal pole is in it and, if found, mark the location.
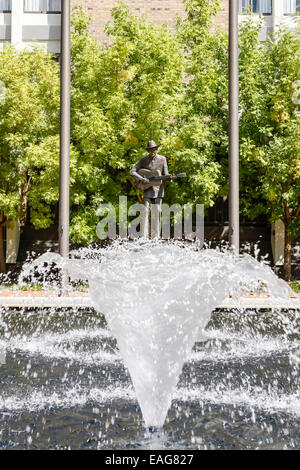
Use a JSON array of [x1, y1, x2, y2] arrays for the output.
[[59, 0, 70, 294], [229, 0, 239, 253]]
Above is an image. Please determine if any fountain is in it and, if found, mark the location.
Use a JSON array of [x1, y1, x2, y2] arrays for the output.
[[29, 240, 295, 428], [0, 239, 299, 449]]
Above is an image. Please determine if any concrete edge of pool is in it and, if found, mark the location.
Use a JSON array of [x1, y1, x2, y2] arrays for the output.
[[0, 295, 299, 310]]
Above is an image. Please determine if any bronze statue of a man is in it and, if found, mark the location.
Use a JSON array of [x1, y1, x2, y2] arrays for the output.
[[130, 140, 169, 237]]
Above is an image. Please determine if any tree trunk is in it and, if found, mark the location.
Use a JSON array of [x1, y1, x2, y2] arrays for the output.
[[0, 224, 6, 274], [283, 223, 292, 282]]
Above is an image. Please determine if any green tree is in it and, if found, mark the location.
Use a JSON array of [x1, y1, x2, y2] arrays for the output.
[[238, 18, 300, 280], [69, 2, 186, 242], [69, 2, 227, 240], [0, 46, 61, 273], [176, 4, 299, 279], [165, 0, 228, 207]]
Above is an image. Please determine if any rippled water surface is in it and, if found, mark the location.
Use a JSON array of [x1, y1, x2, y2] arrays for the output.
[[0, 308, 299, 450]]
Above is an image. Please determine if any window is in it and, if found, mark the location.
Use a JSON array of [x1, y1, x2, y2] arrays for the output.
[[284, 0, 300, 14], [239, 0, 272, 15], [0, 0, 11, 12], [24, 0, 61, 13]]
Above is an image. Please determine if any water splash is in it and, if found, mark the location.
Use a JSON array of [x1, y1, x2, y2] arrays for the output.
[[28, 239, 293, 428]]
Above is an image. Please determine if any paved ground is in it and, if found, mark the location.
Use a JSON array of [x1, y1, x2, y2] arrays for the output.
[[0, 289, 299, 309], [0, 290, 89, 297], [0, 289, 299, 298]]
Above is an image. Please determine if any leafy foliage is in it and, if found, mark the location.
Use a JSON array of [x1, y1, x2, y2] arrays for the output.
[[0, 46, 60, 224], [238, 18, 300, 240], [0, 1, 299, 278], [69, 2, 187, 241]]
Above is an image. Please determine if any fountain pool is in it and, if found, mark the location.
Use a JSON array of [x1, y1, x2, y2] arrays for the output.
[[0, 240, 299, 449]]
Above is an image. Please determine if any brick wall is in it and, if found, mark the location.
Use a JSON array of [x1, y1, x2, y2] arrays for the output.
[[214, 0, 228, 30], [72, 0, 229, 44]]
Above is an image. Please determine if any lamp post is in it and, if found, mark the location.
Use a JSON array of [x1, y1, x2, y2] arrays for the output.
[[229, 0, 240, 253], [59, 0, 71, 293]]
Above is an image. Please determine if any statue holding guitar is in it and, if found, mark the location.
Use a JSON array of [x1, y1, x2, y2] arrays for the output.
[[130, 140, 186, 237], [136, 168, 186, 192]]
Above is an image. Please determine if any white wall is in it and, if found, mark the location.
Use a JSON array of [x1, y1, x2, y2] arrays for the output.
[[0, 1, 60, 52], [238, 0, 300, 39], [22, 12, 60, 25], [0, 12, 11, 49], [11, 0, 22, 46], [21, 11, 61, 52]]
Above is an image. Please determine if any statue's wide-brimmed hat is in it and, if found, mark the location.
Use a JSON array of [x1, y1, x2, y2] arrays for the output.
[[146, 140, 159, 150]]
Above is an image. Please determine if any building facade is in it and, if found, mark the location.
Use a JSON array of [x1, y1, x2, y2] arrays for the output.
[[239, 0, 300, 41], [1, 1, 299, 53], [0, 0, 228, 52]]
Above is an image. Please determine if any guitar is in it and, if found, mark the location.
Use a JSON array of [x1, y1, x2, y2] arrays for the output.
[[136, 168, 187, 191]]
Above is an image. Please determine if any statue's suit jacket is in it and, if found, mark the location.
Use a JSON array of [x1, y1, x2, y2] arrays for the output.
[[130, 154, 169, 199]]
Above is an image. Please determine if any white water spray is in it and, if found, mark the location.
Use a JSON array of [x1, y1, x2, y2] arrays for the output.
[[30, 240, 293, 428]]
